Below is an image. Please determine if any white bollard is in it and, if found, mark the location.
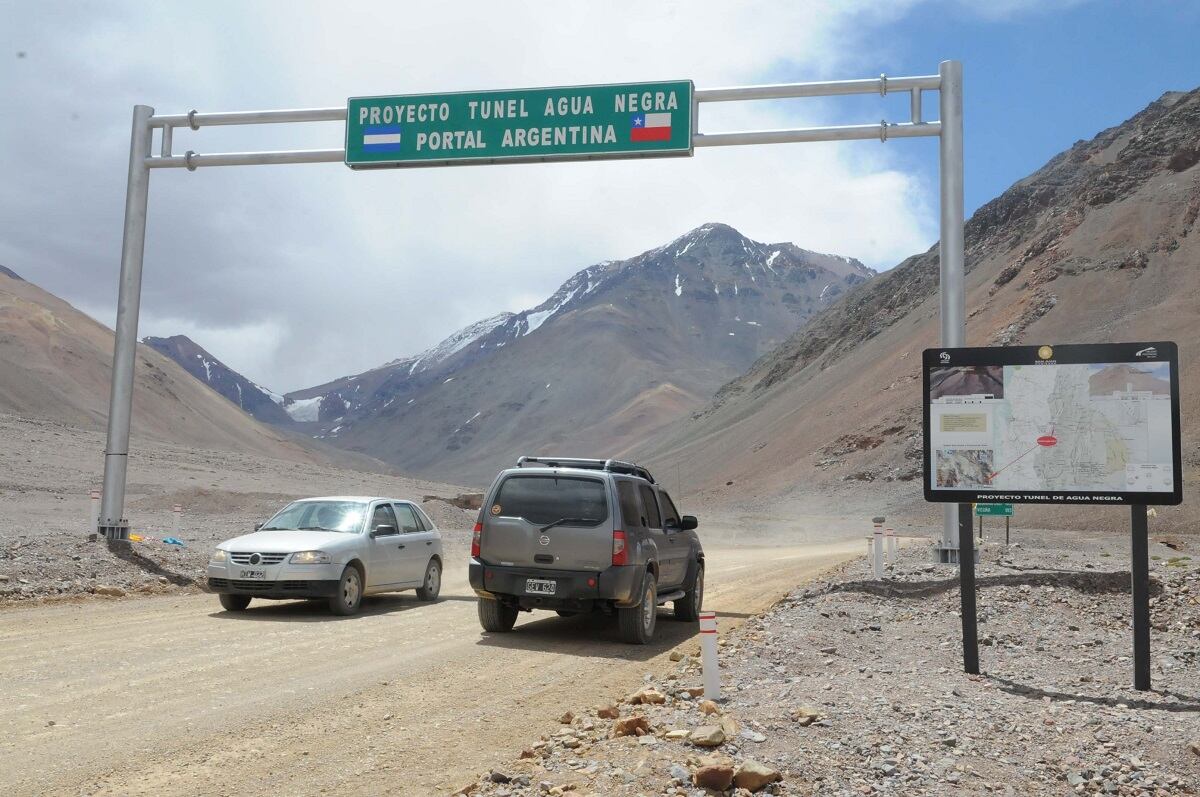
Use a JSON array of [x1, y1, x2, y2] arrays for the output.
[[872, 523, 884, 580], [172, 504, 183, 537], [886, 526, 896, 564], [90, 489, 100, 531], [699, 611, 721, 701]]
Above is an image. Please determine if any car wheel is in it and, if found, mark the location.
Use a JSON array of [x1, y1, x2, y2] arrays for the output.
[[328, 565, 363, 616], [477, 597, 519, 632], [674, 562, 704, 622], [219, 593, 251, 612], [416, 559, 441, 601], [618, 571, 657, 644]]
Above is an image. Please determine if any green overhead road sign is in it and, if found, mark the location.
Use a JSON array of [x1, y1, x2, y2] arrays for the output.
[[974, 503, 1014, 516], [345, 80, 694, 169]]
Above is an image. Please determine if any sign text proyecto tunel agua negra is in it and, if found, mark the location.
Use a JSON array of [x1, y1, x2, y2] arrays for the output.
[[345, 80, 694, 169]]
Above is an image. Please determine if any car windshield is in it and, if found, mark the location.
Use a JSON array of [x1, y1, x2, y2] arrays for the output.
[[260, 500, 368, 533]]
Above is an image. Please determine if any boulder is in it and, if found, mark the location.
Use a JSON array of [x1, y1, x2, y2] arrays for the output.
[[595, 704, 619, 719], [612, 715, 651, 737], [791, 705, 822, 726], [719, 715, 740, 738], [627, 687, 667, 705], [559, 711, 574, 724], [693, 764, 735, 790], [734, 760, 782, 792], [688, 725, 726, 747], [699, 700, 720, 715], [93, 585, 125, 597]]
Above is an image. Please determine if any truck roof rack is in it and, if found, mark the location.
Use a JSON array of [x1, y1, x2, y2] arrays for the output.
[[516, 456, 656, 484]]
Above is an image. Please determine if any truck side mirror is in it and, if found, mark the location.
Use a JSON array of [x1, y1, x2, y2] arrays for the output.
[[680, 515, 698, 531]]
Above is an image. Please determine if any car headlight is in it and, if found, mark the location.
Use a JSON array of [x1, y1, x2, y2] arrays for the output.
[[211, 549, 227, 563], [290, 550, 331, 565]]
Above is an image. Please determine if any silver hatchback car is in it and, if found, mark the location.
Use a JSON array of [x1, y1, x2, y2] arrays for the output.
[[207, 496, 443, 615]]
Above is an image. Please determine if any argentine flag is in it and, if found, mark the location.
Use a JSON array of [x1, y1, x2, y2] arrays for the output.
[[363, 125, 402, 153]]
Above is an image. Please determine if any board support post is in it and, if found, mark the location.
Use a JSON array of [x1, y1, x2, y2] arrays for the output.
[[1131, 504, 1151, 691], [958, 502, 979, 675]]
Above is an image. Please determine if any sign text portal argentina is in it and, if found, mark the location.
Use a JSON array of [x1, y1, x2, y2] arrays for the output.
[[346, 80, 694, 169]]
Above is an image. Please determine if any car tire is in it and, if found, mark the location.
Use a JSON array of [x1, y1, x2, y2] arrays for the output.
[[416, 559, 441, 601], [328, 565, 363, 616], [219, 593, 251, 612], [674, 561, 704, 622], [478, 598, 518, 632], [618, 571, 657, 644]]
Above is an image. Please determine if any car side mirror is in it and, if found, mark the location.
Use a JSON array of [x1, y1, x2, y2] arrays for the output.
[[371, 524, 397, 537], [680, 515, 698, 531], [254, 522, 264, 531]]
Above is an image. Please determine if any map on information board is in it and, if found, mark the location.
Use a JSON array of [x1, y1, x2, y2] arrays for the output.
[[923, 343, 1181, 505]]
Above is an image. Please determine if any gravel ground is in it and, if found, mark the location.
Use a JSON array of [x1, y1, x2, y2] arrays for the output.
[[460, 529, 1200, 796], [0, 413, 476, 603]]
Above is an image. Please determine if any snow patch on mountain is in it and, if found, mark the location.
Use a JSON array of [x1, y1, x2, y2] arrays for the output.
[[285, 396, 323, 422]]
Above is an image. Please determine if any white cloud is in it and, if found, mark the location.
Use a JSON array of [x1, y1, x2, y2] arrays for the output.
[[0, 1, 1002, 391]]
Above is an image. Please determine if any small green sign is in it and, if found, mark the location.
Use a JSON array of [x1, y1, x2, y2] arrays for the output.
[[346, 80, 694, 169], [975, 503, 1014, 517]]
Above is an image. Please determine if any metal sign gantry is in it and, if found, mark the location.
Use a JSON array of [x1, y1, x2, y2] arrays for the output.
[[98, 63, 966, 569]]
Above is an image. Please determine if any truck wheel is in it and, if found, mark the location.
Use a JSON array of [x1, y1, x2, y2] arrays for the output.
[[618, 572, 657, 644], [478, 598, 518, 632], [328, 565, 363, 616], [674, 561, 704, 621], [416, 559, 441, 601], [219, 593, 251, 612]]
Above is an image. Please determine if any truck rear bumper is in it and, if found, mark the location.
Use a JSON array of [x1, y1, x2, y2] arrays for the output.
[[469, 560, 641, 610]]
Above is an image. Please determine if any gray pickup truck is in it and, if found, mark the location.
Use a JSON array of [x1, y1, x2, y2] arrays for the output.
[[468, 457, 703, 644]]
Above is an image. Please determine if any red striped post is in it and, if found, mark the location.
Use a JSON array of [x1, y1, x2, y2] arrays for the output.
[[699, 611, 720, 701]]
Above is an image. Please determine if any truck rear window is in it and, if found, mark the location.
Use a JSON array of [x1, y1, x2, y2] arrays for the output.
[[492, 476, 608, 526]]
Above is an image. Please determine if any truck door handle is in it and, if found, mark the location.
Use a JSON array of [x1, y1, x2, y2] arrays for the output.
[[397, 544, 405, 549], [426, 541, 433, 545]]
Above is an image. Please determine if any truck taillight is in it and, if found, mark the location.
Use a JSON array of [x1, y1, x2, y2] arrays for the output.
[[611, 529, 628, 566], [471, 522, 482, 558]]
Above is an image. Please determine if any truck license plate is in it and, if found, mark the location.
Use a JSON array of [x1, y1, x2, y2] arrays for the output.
[[525, 578, 556, 595], [239, 569, 267, 580]]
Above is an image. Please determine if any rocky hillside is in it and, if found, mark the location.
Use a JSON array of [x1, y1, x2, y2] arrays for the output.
[[0, 270, 320, 461], [281, 223, 873, 485], [640, 88, 1200, 532], [143, 335, 293, 426]]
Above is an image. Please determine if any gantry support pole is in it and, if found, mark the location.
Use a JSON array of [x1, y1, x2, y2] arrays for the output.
[[938, 60, 966, 562], [98, 104, 154, 540]]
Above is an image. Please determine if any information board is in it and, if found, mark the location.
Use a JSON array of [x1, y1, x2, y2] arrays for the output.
[[345, 80, 694, 169], [923, 342, 1181, 505]]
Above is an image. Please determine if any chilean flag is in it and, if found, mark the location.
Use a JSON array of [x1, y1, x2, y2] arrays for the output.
[[630, 112, 672, 142]]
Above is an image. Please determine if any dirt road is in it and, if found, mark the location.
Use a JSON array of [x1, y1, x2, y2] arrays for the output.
[[2, 541, 860, 796]]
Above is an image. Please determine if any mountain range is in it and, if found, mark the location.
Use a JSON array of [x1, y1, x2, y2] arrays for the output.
[[148, 224, 873, 484]]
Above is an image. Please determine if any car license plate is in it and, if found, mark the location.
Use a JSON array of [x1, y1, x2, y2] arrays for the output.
[[239, 569, 267, 580], [525, 578, 556, 595]]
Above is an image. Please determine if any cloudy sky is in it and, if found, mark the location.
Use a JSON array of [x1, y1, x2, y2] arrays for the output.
[[2, 1, 1196, 391]]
